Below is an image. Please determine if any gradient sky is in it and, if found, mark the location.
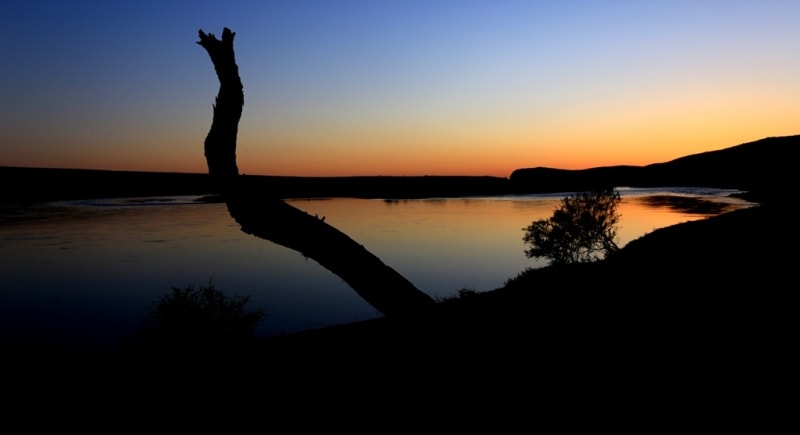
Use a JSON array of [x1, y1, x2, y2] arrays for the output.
[[1, 1, 798, 177]]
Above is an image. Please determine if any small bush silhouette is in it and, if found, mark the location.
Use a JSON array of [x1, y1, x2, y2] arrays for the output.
[[139, 281, 264, 353], [523, 187, 621, 265]]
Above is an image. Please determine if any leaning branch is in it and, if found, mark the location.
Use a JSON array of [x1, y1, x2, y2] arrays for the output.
[[197, 28, 435, 316]]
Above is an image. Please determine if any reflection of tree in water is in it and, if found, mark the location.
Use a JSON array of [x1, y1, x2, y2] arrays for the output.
[[196, 28, 434, 317], [639, 195, 732, 215]]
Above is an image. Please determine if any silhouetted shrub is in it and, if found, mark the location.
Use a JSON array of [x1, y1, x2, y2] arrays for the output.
[[437, 288, 480, 303], [138, 280, 264, 354], [523, 187, 621, 265]]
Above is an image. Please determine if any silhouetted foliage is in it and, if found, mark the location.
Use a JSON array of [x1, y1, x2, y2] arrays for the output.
[[523, 187, 621, 265], [138, 281, 264, 353]]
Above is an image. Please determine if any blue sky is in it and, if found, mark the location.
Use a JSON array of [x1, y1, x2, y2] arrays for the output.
[[1, 1, 798, 176]]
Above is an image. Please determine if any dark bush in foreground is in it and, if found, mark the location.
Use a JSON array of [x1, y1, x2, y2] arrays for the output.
[[136, 281, 265, 354]]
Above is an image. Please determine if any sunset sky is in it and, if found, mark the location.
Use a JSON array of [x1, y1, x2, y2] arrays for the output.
[[1, 1, 798, 177]]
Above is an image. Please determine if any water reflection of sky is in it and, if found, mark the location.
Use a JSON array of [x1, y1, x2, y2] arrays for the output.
[[0, 189, 754, 351]]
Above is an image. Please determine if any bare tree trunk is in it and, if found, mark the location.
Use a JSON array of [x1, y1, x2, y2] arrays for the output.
[[197, 28, 435, 316]]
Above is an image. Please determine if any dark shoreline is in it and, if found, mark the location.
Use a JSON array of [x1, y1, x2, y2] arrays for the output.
[[0, 165, 776, 208], [0, 166, 513, 204]]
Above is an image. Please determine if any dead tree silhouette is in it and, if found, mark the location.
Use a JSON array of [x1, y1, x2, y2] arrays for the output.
[[197, 28, 435, 316]]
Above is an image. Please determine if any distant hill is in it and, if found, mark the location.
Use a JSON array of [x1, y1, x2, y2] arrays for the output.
[[509, 135, 797, 202]]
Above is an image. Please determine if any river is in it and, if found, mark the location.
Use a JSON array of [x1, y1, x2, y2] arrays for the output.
[[0, 187, 753, 351]]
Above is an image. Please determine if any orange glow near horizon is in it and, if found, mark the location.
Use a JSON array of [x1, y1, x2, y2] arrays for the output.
[[2, 130, 794, 179], [0, 90, 797, 177]]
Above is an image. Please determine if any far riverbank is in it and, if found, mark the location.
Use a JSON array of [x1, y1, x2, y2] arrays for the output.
[[0, 166, 512, 204]]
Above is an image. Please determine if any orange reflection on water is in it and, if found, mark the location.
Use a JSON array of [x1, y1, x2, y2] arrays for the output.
[[289, 193, 749, 259], [616, 198, 707, 246]]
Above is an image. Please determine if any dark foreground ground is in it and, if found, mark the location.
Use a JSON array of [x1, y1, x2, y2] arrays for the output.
[[256, 199, 791, 372], [6, 191, 791, 421]]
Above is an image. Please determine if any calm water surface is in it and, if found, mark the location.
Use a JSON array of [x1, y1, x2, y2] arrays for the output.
[[0, 187, 752, 351]]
